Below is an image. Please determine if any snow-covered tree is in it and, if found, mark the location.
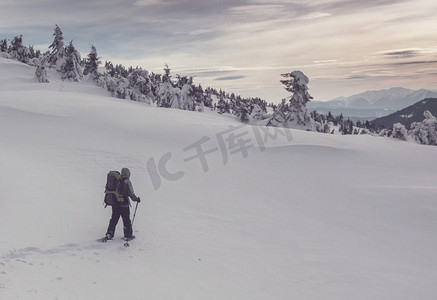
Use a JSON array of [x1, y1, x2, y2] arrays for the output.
[[193, 84, 205, 112], [156, 64, 180, 108], [115, 76, 132, 99], [61, 40, 83, 81], [391, 123, 409, 141], [48, 25, 65, 67], [35, 58, 49, 83], [127, 67, 152, 103], [83, 45, 101, 80], [179, 77, 194, 110], [340, 119, 354, 135], [267, 99, 288, 127], [237, 101, 251, 123], [409, 110, 437, 145], [283, 70, 314, 128], [249, 104, 265, 123], [216, 94, 227, 114], [0, 39, 8, 53], [103, 73, 118, 95], [9, 35, 28, 63], [267, 70, 315, 129]]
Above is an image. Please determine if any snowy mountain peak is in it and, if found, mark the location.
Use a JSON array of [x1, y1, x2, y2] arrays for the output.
[[310, 87, 437, 111]]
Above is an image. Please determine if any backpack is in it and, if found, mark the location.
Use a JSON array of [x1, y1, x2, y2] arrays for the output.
[[104, 171, 127, 206]]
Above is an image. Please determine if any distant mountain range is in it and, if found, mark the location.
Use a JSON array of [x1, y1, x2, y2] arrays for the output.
[[371, 98, 437, 129], [308, 88, 437, 121]]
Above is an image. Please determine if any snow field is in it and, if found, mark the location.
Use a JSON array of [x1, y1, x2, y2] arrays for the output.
[[1, 57, 437, 299]]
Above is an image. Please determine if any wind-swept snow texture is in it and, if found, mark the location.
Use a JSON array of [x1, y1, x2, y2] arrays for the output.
[[1, 57, 437, 299]]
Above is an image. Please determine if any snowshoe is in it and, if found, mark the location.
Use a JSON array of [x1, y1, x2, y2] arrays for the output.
[[97, 234, 113, 243], [123, 235, 135, 242]]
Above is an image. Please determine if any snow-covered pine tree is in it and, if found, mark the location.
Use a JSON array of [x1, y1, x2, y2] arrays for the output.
[[48, 25, 65, 68], [283, 70, 314, 129], [193, 84, 205, 112], [217, 94, 227, 114], [26, 45, 41, 66], [179, 76, 195, 110], [340, 119, 354, 135], [392, 123, 409, 141], [409, 110, 437, 145], [35, 58, 49, 83], [0, 39, 7, 53], [83, 45, 101, 80], [237, 100, 251, 123], [250, 104, 265, 123], [326, 111, 335, 124], [61, 40, 83, 81], [267, 70, 315, 129], [266, 99, 288, 127], [9, 35, 29, 63], [115, 76, 132, 99], [105, 61, 115, 77], [127, 67, 152, 103], [103, 73, 117, 95], [203, 87, 214, 109], [157, 64, 180, 108]]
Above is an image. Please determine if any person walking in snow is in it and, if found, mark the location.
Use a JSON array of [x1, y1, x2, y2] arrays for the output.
[[105, 167, 140, 241]]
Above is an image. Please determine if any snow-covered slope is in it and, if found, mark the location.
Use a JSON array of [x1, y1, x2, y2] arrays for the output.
[[1, 57, 437, 300]]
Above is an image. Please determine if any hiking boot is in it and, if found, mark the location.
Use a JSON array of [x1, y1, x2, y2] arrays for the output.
[[105, 233, 113, 240], [124, 235, 135, 241]]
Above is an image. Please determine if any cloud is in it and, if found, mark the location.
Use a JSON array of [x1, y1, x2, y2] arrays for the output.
[[382, 50, 422, 58], [318, 0, 412, 13], [133, 0, 161, 6], [297, 12, 332, 20], [1, 0, 437, 101], [378, 47, 437, 58], [215, 75, 246, 81], [313, 59, 339, 64], [390, 60, 437, 66], [346, 75, 371, 80]]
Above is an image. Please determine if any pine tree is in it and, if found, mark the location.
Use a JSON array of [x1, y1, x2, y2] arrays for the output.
[[391, 123, 408, 141], [217, 94, 227, 114], [9, 35, 28, 63], [127, 67, 152, 103], [83, 45, 101, 80], [157, 64, 179, 108], [0, 39, 8, 52], [193, 84, 205, 112], [282, 70, 314, 128], [267, 70, 315, 129], [327, 111, 334, 123], [35, 58, 49, 83], [267, 99, 288, 127], [105, 61, 115, 77], [179, 76, 195, 110], [61, 40, 83, 81], [249, 104, 265, 123], [409, 110, 437, 145], [237, 101, 251, 123], [48, 25, 65, 66]]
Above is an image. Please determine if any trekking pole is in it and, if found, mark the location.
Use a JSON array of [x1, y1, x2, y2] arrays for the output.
[[125, 200, 140, 247], [131, 200, 139, 227]]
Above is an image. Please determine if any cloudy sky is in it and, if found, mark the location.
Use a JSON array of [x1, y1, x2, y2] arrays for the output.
[[1, 0, 437, 102]]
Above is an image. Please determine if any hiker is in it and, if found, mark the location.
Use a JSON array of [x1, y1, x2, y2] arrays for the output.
[[105, 167, 140, 240]]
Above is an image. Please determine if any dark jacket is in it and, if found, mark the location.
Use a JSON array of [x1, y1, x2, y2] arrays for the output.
[[119, 168, 138, 206]]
